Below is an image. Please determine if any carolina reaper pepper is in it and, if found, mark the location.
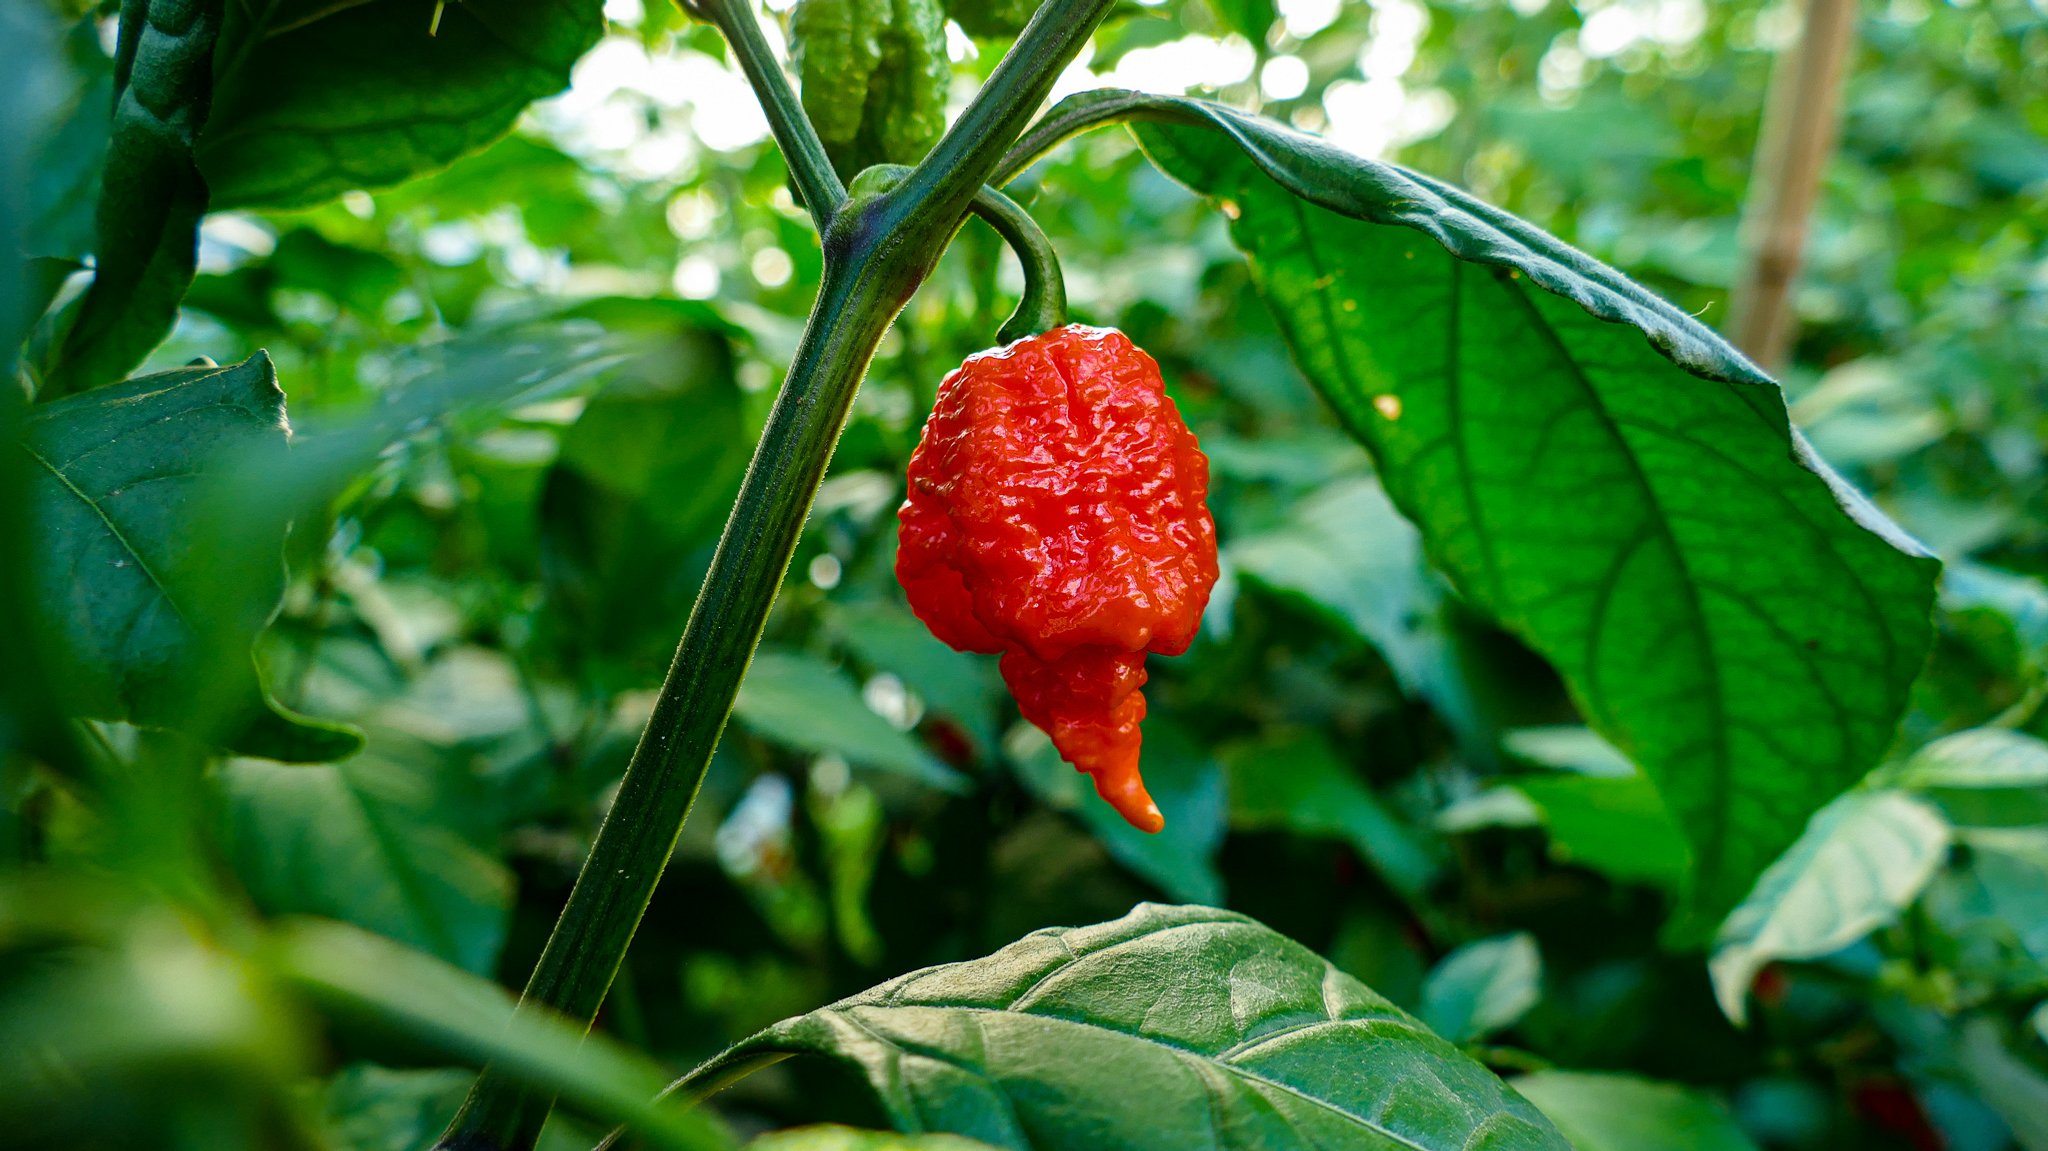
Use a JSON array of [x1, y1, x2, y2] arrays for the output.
[[897, 325, 1218, 832]]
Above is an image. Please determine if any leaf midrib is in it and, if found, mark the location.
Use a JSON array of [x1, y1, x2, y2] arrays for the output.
[[21, 438, 187, 626]]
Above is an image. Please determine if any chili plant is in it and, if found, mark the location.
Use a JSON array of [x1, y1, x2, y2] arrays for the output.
[[8, 0, 2048, 1149]]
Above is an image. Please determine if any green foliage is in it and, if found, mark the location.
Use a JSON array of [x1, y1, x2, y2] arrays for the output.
[[1710, 790, 1950, 1024], [1513, 1072, 1760, 1151], [1128, 92, 1941, 928], [41, 0, 220, 396], [1419, 931, 1543, 1044], [200, 0, 605, 210], [19, 354, 359, 759], [688, 904, 1571, 1150], [7, 1, 2048, 1148]]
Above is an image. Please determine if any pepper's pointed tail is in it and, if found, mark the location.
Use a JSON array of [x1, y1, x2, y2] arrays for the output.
[[1088, 758, 1165, 833]]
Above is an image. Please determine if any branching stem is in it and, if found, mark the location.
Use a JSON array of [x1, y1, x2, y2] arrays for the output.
[[433, 3, 1113, 1149]]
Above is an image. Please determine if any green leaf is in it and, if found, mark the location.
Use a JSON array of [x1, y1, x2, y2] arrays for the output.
[[1418, 932, 1543, 1044], [749, 1127, 1001, 1151], [1007, 721, 1225, 904], [735, 649, 968, 793], [22, 18, 114, 268], [1505, 725, 1690, 889], [684, 904, 1571, 1151], [217, 755, 513, 976], [1709, 791, 1949, 1024], [1120, 91, 1940, 927], [19, 353, 360, 760], [539, 323, 750, 668], [1225, 476, 1489, 749], [1890, 728, 2048, 791], [318, 1064, 473, 1151], [43, 0, 221, 395], [1205, 0, 1276, 41], [1512, 773, 1690, 890], [826, 601, 1003, 757], [1512, 1072, 1759, 1151], [1939, 827, 2048, 967], [1222, 728, 1438, 900], [266, 919, 733, 1151], [198, 0, 604, 210]]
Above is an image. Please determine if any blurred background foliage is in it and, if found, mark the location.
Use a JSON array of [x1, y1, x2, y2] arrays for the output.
[[5, 0, 2048, 1148]]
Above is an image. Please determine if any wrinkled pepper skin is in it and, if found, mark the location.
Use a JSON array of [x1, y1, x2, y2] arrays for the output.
[[897, 325, 1218, 832]]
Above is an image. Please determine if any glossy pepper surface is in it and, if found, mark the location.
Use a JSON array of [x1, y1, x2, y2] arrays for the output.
[[897, 325, 1218, 832]]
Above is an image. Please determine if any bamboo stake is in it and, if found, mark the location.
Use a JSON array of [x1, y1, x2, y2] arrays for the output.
[[1727, 0, 1859, 373]]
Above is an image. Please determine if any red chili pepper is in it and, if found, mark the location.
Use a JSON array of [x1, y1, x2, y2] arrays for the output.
[[897, 325, 1218, 832]]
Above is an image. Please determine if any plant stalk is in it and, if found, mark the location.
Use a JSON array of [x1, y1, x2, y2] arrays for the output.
[[685, 0, 846, 228], [972, 186, 1067, 343], [434, 2, 1113, 1148]]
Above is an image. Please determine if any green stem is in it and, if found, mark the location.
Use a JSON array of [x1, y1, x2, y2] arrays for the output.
[[859, 165, 1067, 344], [434, 5, 1113, 1150], [995, 87, 1200, 186], [971, 186, 1067, 344], [684, 0, 846, 228]]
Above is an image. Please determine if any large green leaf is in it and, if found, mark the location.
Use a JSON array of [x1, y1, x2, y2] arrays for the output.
[[1511, 1072, 1759, 1151], [19, 353, 359, 760], [198, 0, 604, 210], [683, 903, 1571, 1151], [1102, 91, 1939, 926], [42, 0, 220, 395], [1709, 791, 1949, 1024], [218, 754, 512, 975]]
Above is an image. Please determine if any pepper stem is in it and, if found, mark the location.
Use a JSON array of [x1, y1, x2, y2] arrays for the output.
[[970, 185, 1068, 345]]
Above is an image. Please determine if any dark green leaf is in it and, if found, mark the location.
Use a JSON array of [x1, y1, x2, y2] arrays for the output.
[[736, 649, 968, 792], [1709, 791, 1948, 1023], [1225, 476, 1491, 750], [1222, 727, 1438, 900], [43, 0, 221, 395], [23, 18, 114, 267], [1007, 721, 1225, 904], [1121, 92, 1940, 927], [218, 754, 513, 975], [198, 0, 605, 210], [1418, 932, 1543, 1043], [1512, 1072, 1759, 1151], [685, 903, 1571, 1151], [318, 1064, 473, 1151], [19, 353, 359, 760], [1505, 725, 1690, 888]]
